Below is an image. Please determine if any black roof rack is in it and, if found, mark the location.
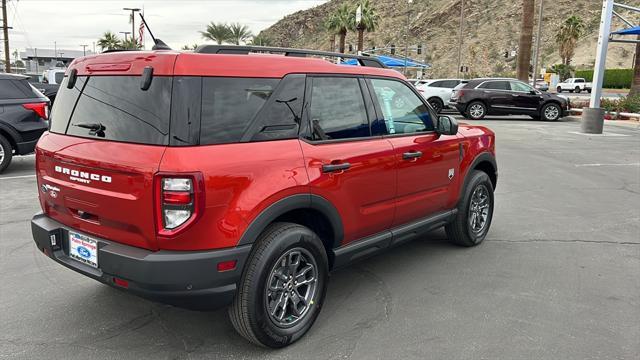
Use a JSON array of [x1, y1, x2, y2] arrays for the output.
[[194, 45, 387, 68]]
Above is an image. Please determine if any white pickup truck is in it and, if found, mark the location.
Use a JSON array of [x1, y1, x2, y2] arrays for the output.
[[556, 78, 592, 94]]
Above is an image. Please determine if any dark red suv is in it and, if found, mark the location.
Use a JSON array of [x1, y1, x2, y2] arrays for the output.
[[31, 46, 497, 348]]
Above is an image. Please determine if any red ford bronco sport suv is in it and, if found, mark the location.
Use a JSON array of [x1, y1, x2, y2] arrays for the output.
[[31, 46, 497, 348]]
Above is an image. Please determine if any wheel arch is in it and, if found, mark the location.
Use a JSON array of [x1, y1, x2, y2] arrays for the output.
[[237, 194, 344, 266], [0, 123, 20, 152], [463, 152, 498, 197]]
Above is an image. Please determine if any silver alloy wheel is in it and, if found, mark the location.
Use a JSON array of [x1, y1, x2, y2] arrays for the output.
[[469, 103, 484, 119], [0, 142, 5, 165], [468, 184, 490, 233], [265, 247, 318, 328], [544, 105, 560, 120]]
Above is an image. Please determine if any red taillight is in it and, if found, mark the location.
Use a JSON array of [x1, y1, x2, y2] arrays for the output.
[[154, 173, 205, 236], [113, 277, 129, 288], [217, 260, 237, 272], [23, 102, 49, 120]]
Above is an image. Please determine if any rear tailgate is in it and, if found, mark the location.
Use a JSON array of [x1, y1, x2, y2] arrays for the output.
[[35, 52, 178, 251], [36, 133, 165, 250]]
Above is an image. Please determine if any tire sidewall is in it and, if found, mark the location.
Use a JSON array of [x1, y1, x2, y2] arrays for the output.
[[0, 135, 13, 173], [246, 225, 328, 347], [542, 103, 561, 121], [429, 98, 444, 113], [460, 172, 494, 244], [467, 101, 486, 120]]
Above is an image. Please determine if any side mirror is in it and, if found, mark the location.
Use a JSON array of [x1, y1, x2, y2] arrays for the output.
[[436, 115, 459, 136], [529, 90, 537, 95]]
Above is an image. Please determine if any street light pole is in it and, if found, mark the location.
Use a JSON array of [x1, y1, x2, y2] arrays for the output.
[[80, 44, 88, 56], [457, 0, 465, 78], [404, 0, 413, 75], [123, 8, 141, 44], [532, 0, 544, 86]]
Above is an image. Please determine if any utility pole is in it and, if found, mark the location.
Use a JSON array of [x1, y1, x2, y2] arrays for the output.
[[404, 0, 413, 75], [80, 44, 88, 56], [532, 0, 544, 86], [123, 8, 140, 44], [2, 0, 10, 73], [456, 0, 465, 78]]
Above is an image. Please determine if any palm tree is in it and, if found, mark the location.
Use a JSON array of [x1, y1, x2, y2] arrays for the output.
[[333, 3, 352, 53], [97, 32, 122, 51], [324, 13, 340, 52], [350, 0, 379, 53], [249, 34, 272, 46], [181, 44, 199, 51], [200, 22, 231, 45], [228, 23, 253, 45], [555, 16, 584, 65], [121, 37, 142, 50], [516, 0, 536, 81]]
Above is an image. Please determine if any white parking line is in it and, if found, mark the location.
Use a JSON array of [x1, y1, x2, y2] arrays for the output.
[[575, 163, 640, 167], [0, 174, 36, 180], [568, 131, 630, 137]]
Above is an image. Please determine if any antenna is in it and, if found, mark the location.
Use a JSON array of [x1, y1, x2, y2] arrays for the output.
[[138, 13, 171, 50]]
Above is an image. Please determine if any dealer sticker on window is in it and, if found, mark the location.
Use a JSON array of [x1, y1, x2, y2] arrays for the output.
[[68, 231, 99, 268]]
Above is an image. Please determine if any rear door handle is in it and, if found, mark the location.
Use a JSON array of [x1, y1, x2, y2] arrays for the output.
[[402, 151, 423, 160], [322, 162, 351, 173]]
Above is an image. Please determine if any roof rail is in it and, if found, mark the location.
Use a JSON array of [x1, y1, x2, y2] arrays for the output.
[[193, 45, 387, 68]]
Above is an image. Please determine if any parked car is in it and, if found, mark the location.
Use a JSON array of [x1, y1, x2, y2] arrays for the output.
[[42, 69, 66, 85], [26, 74, 60, 104], [534, 79, 549, 92], [556, 77, 592, 93], [31, 46, 497, 348], [408, 78, 429, 87], [449, 78, 570, 121], [415, 78, 466, 113], [0, 73, 50, 172]]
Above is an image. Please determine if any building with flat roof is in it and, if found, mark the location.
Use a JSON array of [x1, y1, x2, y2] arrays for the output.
[[19, 48, 95, 74]]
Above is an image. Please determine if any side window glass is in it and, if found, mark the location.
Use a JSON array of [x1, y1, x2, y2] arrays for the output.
[[370, 78, 434, 135], [479, 81, 509, 90], [251, 75, 305, 142], [308, 77, 369, 140], [430, 81, 445, 88], [510, 81, 534, 93]]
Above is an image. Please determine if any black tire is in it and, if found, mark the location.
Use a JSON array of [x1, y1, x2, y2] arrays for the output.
[[466, 101, 487, 120], [587, 89, 592, 94], [574, 86, 581, 94], [541, 102, 562, 121], [0, 134, 13, 173], [556, 87, 562, 93], [428, 97, 444, 114], [445, 170, 494, 247], [229, 222, 328, 348]]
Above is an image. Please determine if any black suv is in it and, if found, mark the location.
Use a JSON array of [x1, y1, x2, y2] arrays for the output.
[[0, 73, 50, 172], [450, 78, 569, 121]]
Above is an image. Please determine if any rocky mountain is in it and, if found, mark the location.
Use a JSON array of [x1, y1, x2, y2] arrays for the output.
[[260, 0, 639, 78]]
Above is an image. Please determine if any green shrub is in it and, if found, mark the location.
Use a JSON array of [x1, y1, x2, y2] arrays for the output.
[[619, 95, 640, 113], [575, 69, 633, 89]]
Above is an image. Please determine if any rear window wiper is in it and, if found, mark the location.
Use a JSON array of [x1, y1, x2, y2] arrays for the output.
[[73, 122, 106, 137]]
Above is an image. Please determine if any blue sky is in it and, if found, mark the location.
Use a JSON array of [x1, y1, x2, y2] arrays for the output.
[[4, 0, 327, 53]]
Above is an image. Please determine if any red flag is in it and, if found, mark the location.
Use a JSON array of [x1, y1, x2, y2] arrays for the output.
[[139, 21, 145, 47]]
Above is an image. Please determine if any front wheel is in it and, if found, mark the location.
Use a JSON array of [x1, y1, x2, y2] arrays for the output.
[[556, 87, 562, 93], [428, 97, 444, 114], [574, 86, 581, 94], [446, 170, 494, 247], [229, 222, 328, 348], [0, 134, 13, 173], [541, 103, 562, 121], [466, 101, 487, 120]]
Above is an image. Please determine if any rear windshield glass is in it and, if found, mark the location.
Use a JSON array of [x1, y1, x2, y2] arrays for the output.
[[54, 72, 65, 84], [50, 76, 172, 145]]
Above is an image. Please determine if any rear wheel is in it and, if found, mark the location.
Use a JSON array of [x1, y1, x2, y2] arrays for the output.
[[446, 170, 494, 247], [556, 87, 562, 93], [467, 101, 487, 120], [229, 222, 328, 348], [0, 134, 13, 173], [428, 97, 444, 114], [541, 103, 562, 121]]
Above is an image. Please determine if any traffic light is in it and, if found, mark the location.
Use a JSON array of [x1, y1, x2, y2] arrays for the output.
[[504, 51, 509, 58], [348, 44, 353, 52], [391, 44, 396, 55], [417, 44, 422, 55]]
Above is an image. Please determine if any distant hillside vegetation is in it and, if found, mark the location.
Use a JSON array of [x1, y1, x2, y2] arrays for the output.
[[260, 0, 639, 77]]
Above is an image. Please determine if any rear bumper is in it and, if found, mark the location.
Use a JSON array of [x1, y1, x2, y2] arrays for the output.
[[16, 139, 39, 155], [31, 212, 251, 310]]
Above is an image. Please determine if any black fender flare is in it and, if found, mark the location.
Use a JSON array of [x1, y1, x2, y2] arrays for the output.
[[236, 194, 344, 248], [460, 152, 498, 200], [0, 122, 22, 146]]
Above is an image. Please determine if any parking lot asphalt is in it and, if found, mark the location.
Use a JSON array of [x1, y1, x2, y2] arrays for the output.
[[1, 117, 639, 360]]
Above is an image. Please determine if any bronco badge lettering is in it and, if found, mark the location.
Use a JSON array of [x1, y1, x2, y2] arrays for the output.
[[54, 165, 112, 184]]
